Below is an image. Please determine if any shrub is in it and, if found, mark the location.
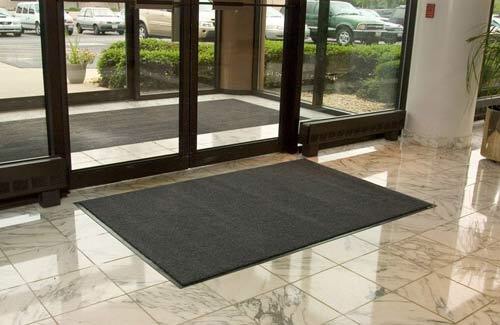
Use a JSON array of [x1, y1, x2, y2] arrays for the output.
[[98, 38, 402, 94], [356, 59, 401, 103], [97, 46, 126, 88], [480, 39, 500, 97], [97, 39, 215, 90]]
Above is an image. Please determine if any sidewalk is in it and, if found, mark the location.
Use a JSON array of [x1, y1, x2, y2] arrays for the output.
[[0, 62, 106, 99]]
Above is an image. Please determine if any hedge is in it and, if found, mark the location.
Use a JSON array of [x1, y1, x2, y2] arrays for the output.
[[479, 39, 500, 97], [97, 38, 403, 102]]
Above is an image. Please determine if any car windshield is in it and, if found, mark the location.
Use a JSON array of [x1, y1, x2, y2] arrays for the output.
[[492, 18, 500, 28], [332, 2, 359, 16], [93, 8, 115, 17], [33, 4, 39, 13], [0, 8, 9, 17], [267, 7, 282, 18]]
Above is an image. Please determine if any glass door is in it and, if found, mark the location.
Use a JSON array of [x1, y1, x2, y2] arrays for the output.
[[0, 0, 49, 164], [64, 0, 183, 171], [192, 1, 288, 164]]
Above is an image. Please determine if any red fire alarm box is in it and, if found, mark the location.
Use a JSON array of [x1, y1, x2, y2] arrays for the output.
[[425, 3, 436, 18]]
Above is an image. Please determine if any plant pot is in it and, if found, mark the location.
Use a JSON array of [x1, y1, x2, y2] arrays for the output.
[[481, 107, 500, 162], [67, 63, 87, 84]]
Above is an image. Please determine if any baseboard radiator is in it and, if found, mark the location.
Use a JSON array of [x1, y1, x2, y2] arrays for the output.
[[0, 157, 67, 207], [299, 110, 406, 157]]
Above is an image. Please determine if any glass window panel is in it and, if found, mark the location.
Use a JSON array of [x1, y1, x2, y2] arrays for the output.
[[196, 3, 284, 150], [302, 0, 407, 119], [65, 3, 180, 170], [65, 2, 126, 94], [138, 7, 180, 95], [480, 0, 500, 97], [0, 0, 48, 164]]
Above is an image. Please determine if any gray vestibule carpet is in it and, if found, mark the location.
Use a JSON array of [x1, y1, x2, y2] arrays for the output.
[[0, 99, 281, 162], [77, 159, 433, 288]]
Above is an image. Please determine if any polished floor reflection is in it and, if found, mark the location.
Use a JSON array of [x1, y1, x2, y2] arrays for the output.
[[0, 121, 499, 324]]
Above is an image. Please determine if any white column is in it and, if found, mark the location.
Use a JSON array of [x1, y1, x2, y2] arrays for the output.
[[404, 0, 492, 148]]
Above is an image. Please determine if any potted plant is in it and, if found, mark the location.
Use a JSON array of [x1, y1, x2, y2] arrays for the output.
[[467, 27, 500, 162], [66, 37, 96, 84]]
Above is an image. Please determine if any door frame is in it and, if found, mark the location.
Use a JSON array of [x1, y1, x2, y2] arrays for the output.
[[0, 0, 306, 204], [70, 0, 306, 188]]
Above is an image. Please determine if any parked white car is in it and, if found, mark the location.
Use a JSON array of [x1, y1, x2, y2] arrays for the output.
[[136, 6, 215, 40], [15, 1, 41, 35], [76, 7, 124, 35], [0, 8, 22, 37], [259, 7, 311, 40]]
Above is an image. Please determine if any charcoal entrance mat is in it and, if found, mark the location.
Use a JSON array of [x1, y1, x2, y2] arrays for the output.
[[0, 99, 283, 162], [77, 159, 432, 288]]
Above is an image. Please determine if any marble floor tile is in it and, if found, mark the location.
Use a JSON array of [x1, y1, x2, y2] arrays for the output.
[[384, 235, 465, 270], [456, 211, 500, 242], [50, 211, 107, 241], [37, 205, 85, 222], [397, 272, 491, 322], [0, 256, 25, 291], [236, 285, 339, 325], [31, 318, 58, 325], [261, 249, 336, 282], [353, 223, 415, 247], [475, 204, 500, 218], [324, 316, 359, 325], [0, 220, 69, 257], [184, 306, 255, 325], [130, 281, 229, 325], [473, 241, 500, 266], [75, 233, 133, 265], [343, 250, 430, 290], [0, 284, 50, 325], [204, 265, 287, 303], [312, 235, 378, 264], [0, 208, 42, 230], [346, 293, 450, 324], [29, 266, 123, 316], [9, 242, 93, 283], [99, 255, 167, 293], [457, 301, 500, 325], [391, 208, 457, 234], [426, 196, 477, 220], [421, 223, 494, 255], [428, 183, 499, 214], [54, 295, 157, 325], [294, 266, 387, 314], [437, 257, 500, 298]]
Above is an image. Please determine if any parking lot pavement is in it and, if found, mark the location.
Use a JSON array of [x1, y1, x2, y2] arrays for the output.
[[0, 61, 105, 99], [0, 32, 124, 69]]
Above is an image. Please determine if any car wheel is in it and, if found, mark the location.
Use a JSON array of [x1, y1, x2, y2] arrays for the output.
[[66, 28, 73, 36], [310, 34, 318, 44], [13, 32, 21, 37], [35, 22, 41, 36], [335, 26, 353, 46], [138, 22, 148, 39], [77, 24, 83, 34], [93, 24, 100, 35], [20, 27, 24, 34], [118, 30, 124, 35]]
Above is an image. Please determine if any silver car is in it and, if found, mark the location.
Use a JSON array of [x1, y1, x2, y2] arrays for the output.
[[76, 7, 124, 35], [0, 8, 21, 36]]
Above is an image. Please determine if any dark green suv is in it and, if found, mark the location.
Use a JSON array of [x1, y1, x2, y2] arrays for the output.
[[306, 0, 385, 45]]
